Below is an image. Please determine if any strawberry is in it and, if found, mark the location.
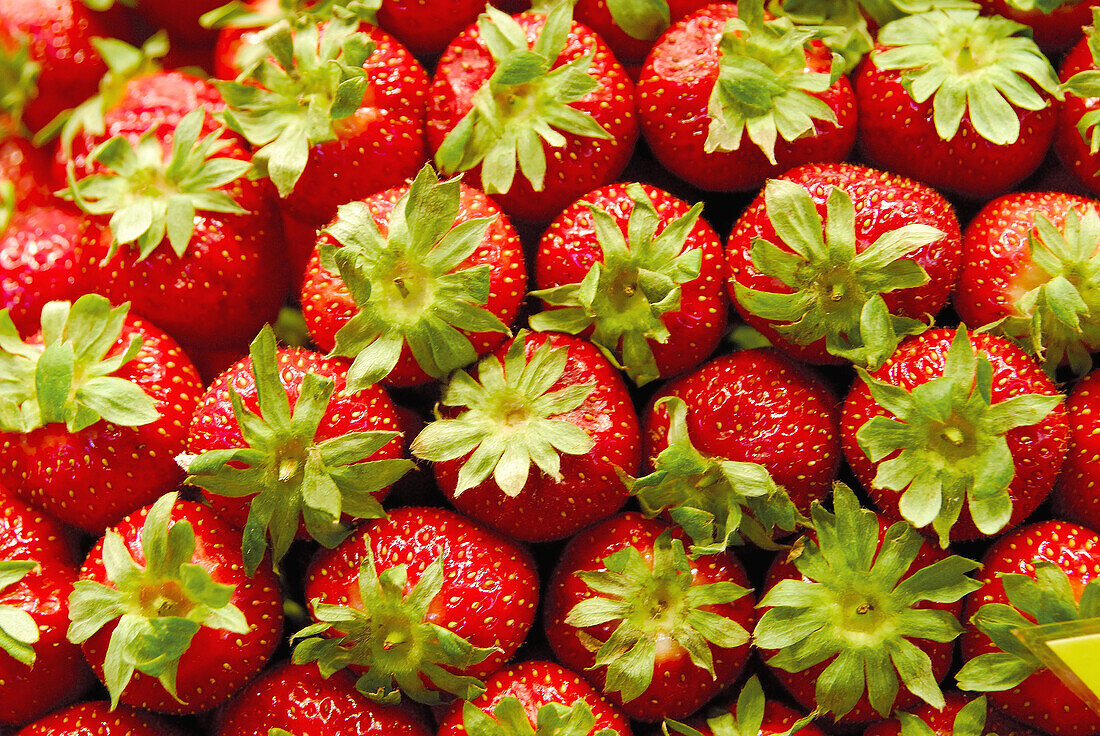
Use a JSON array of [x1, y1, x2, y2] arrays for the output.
[[1054, 369, 1100, 528], [567, 0, 713, 68], [0, 294, 203, 534], [663, 675, 824, 736], [435, 660, 634, 736], [67, 491, 284, 714], [633, 347, 840, 554], [976, 0, 1100, 54], [854, 9, 1061, 199], [842, 327, 1068, 546], [217, 14, 429, 226], [374, 0, 486, 59], [0, 133, 52, 209], [411, 330, 641, 543], [214, 659, 435, 736], [182, 325, 412, 575], [953, 191, 1100, 376], [635, 0, 857, 193], [66, 107, 290, 353], [299, 163, 526, 389], [529, 181, 726, 386], [0, 486, 93, 728], [956, 520, 1100, 736], [292, 506, 539, 704], [544, 513, 755, 721], [13, 700, 183, 736], [427, 3, 638, 222], [754, 484, 981, 724], [726, 162, 961, 368], [863, 692, 991, 736], [1054, 9, 1100, 197]]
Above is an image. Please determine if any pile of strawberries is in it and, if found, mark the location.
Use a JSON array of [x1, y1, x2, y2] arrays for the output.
[[8, 0, 1100, 734]]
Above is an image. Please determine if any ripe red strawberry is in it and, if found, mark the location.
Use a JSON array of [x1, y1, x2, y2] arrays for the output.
[[1055, 369, 1100, 528], [293, 506, 539, 704], [636, 1, 857, 193], [954, 191, 1100, 376], [0, 132, 52, 208], [663, 675, 824, 736], [299, 163, 526, 389], [67, 107, 290, 353], [182, 325, 412, 575], [0, 294, 203, 534], [543, 512, 755, 721], [67, 492, 284, 714], [217, 15, 428, 226], [567, 0, 712, 68], [435, 660, 633, 736], [842, 327, 1068, 546], [412, 331, 641, 543], [530, 181, 726, 386], [214, 660, 434, 736], [863, 692, 991, 736], [957, 520, 1100, 736], [14, 701, 184, 736], [1054, 10, 1100, 196], [754, 484, 981, 724], [0, 486, 93, 728], [976, 0, 1100, 54], [726, 162, 962, 368], [634, 347, 840, 553], [854, 9, 1061, 199], [427, 3, 638, 222]]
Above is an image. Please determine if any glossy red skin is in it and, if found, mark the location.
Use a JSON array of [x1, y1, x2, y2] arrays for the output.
[[683, 698, 826, 736], [1055, 370, 1100, 528], [0, 204, 98, 336], [281, 208, 322, 290], [428, 12, 638, 223], [13, 701, 183, 736], [214, 660, 434, 736], [79, 500, 284, 715], [304, 507, 540, 689], [726, 162, 962, 365], [436, 660, 633, 735], [842, 329, 1069, 544], [0, 135, 54, 208], [760, 515, 962, 725], [962, 521, 1100, 736], [855, 48, 1057, 200], [644, 348, 841, 514], [0, 315, 204, 534], [986, 708, 1048, 736], [863, 691, 989, 736], [186, 347, 405, 532], [374, 0, 485, 58], [0, 0, 108, 134], [954, 192, 1100, 346], [573, 0, 712, 66], [636, 3, 857, 193], [1055, 34, 1100, 196], [544, 513, 756, 722], [433, 332, 640, 542], [534, 182, 727, 379], [977, 0, 1100, 54], [300, 180, 527, 387], [0, 487, 92, 727]]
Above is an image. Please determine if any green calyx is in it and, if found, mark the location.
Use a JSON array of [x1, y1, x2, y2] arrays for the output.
[[79, 0, 136, 10], [529, 183, 703, 386], [37, 32, 168, 150], [65, 106, 252, 261], [1060, 9, 1100, 156], [0, 35, 41, 136], [607, 0, 671, 41], [0, 294, 159, 434], [854, 327, 1062, 547], [292, 546, 497, 704], [897, 695, 987, 736], [623, 396, 805, 555], [180, 325, 413, 577], [753, 483, 981, 719], [268, 729, 297, 736], [218, 15, 377, 198], [461, 696, 617, 736], [996, 208, 1100, 377], [434, 3, 612, 196], [957, 560, 1100, 692], [872, 9, 1061, 145], [410, 331, 595, 498], [566, 530, 751, 704], [663, 675, 820, 736], [66, 492, 251, 709], [734, 179, 941, 369], [0, 560, 40, 667], [1003, 0, 1072, 11], [706, 0, 842, 164], [321, 164, 508, 390]]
